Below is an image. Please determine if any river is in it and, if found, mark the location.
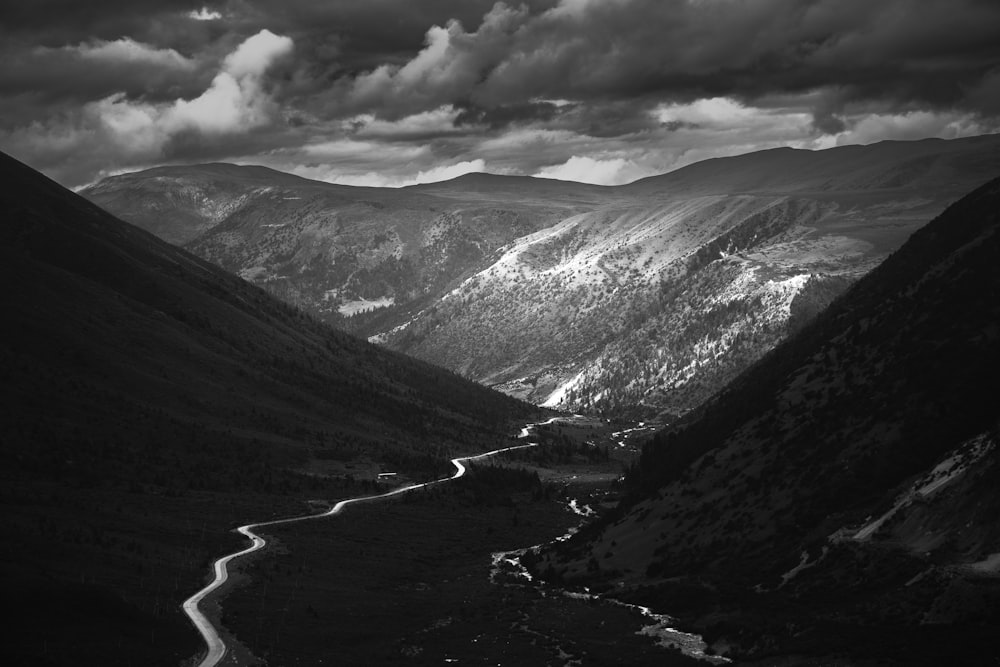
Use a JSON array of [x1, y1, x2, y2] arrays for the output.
[[181, 420, 558, 667]]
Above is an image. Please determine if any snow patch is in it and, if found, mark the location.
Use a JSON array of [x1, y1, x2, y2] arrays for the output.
[[850, 434, 994, 541], [778, 547, 829, 587], [541, 368, 587, 408], [568, 499, 595, 517], [763, 273, 812, 318]]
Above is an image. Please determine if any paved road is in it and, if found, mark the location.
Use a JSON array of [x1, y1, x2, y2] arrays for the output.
[[182, 420, 557, 667]]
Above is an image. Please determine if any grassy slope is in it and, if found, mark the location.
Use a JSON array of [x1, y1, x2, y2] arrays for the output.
[[534, 177, 1000, 664], [0, 151, 539, 666]]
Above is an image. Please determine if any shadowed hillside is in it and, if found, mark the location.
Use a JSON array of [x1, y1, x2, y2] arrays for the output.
[[531, 176, 1000, 665], [0, 152, 538, 666]]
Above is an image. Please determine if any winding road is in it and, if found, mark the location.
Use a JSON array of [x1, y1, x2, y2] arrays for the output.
[[182, 418, 558, 667]]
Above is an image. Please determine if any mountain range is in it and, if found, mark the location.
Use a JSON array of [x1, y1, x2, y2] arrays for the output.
[[529, 175, 1000, 664], [0, 151, 537, 666], [83, 135, 1000, 420]]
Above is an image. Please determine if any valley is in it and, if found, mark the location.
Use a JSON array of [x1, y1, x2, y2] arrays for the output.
[[183, 415, 707, 667], [4, 138, 999, 667], [182, 426, 546, 667], [5, 0, 1000, 664], [84, 135, 1000, 420], [0, 151, 536, 666], [528, 176, 1000, 665]]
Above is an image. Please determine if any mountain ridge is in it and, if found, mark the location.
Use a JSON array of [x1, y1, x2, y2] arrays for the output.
[[529, 175, 1000, 664], [81, 134, 1000, 419]]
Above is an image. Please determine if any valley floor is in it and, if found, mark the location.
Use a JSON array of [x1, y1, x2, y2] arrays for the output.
[[218, 480, 699, 666], [187, 416, 705, 666]]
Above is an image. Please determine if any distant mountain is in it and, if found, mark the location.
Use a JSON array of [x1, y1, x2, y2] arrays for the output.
[[82, 163, 598, 331], [381, 135, 1000, 418], [82, 135, 1000, 419], [623, 134, 1000, 195], [0, 152, 536, 666], [530, 177, 1000, 664]]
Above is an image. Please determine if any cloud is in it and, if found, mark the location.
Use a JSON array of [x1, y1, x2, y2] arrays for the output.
[[189, 8, 222, 21], [164, 30, 293, 134], [655, 97, 757, 128], [833, 111, 994, 146], [652, 97, 817, 139], [90, 29, 293, 141], [352, 107, 468, 141], [223, 30, 290, 79], [290, 157, 486, 188], [0, 37, 204, 106], [1, 29, 293, 185], [3, 0, 1000, 189], [302, 138, 429, 163], [320, 0, 1000, 128], [454, 101, 561, 130], [67, 37, 195, 70], [341, 3, 531, 118], [534, 155, 651, 185]]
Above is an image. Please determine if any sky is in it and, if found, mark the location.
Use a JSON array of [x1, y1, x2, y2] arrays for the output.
[[2, 0, 999, 189]]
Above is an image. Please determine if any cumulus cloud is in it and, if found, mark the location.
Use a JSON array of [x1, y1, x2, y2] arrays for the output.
[[833, 111, 993, 146], [341, 3, 531, 118], [189, 8, 222, 21], [352, 107, 467, 141], [0, 37, 203, 106], [655, 98, 757, 128], [3, 0, 1000, 188], [223, 30, 290, 79], [319, 0, 1000, 131], [2, 30, 293, 185], [66, 37, 195, 70], [652, 97, 818, 143], [87, 29, 293, 142], [302, 138, 429, 163], [166, 30, 293, 134]]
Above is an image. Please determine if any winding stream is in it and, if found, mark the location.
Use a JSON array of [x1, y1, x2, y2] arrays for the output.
[[490, 502, 730, 664], [182, 415, 712, 666], [181, 426, 553, 667]]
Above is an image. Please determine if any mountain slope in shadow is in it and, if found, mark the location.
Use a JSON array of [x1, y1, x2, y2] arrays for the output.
[[532, 176, 1000, 665], [0, 151, 537, 666]]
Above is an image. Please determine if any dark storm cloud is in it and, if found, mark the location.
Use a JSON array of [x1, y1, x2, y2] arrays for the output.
[[0, 1, 236, 127], [0, 0, 558, 126], [6, 0, 998, 124], [317, 0, 1000, 130], [0, 0, 228, 50], [453, 97, 683, 139], [2, 0, 999, 188], [237, 0, 559, 70], [0, 40, 210, 109], [550, 100, 666, 139], [453, 101, 563, 130]]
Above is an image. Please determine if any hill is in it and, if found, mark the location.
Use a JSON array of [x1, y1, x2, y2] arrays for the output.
[[530, 176, 1000, 665], [82, 162, 588, 334], [0, 151, 537, 666], [382, 135, 1000, 418], [82, 135, 1000, 419]]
